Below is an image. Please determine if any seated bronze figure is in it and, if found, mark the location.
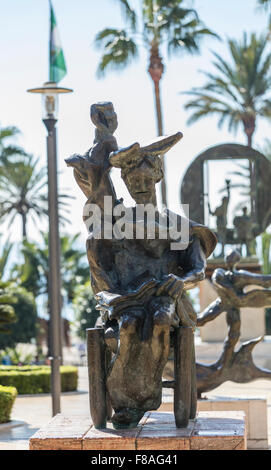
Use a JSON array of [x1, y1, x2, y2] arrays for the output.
[[66, 102, 217, 429]]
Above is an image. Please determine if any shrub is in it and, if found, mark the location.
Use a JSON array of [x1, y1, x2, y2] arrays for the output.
[[0, 287, 37, 349], [0, 365, 78, 394], [0, 385, 17, 423]]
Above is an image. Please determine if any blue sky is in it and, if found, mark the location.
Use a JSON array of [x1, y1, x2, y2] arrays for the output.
[[1, 0, 270, 244]]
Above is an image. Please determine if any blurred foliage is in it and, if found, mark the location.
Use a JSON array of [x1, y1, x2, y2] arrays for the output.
[[96, 0, 217, 76], [0, 346, 34, 366], [0, 286, 37, 349], [13, 233, 89, 305], [184, 32, 271, 147], [0, 281, 17, 335], [72, 282, 100, 340], [0, 365, 78, 394], [0, 384, 17, 423]]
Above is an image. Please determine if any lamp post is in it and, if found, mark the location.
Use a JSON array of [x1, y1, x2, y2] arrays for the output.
[[27, 81, 73, 415]]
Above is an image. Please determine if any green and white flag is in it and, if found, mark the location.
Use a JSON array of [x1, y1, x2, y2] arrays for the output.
[[49, 0, 67, 83]]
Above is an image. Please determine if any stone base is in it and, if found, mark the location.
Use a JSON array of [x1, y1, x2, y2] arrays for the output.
[[29, 411, 246, 450], [159, 397, 267, 449]]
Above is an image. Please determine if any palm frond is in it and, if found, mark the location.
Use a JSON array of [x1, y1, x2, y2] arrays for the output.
[[113, 0, 137, 30], [95, 28, 138, 77], [184, 31, 271, 138]]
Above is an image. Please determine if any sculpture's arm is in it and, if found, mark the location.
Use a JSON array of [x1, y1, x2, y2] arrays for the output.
[[181, 236, 206, 289], [226, 180, 231, 200], [65, 153, 100, 198], [156, 236, 206, 300], [212, 269, 243, 305], [65, 136, 118, 199], [232, 270, 271, 289], [224, 179, 231, 207], [86, 239, 119, 295], [197, 298, 224, 326], [208, 202, 215, 216], [211, 268, 271, 307]]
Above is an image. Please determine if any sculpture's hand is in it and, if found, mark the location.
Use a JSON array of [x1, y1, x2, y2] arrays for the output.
[[156, 274, 184, 301]]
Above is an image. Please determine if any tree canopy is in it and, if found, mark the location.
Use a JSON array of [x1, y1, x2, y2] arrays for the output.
[[184, 32, 271, 146]]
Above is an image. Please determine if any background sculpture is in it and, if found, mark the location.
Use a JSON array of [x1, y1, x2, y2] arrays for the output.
[[66, 101, 217, 430], [233, 206, 254, 256], [181, 143, 271, 257], [208, 179, 231, 257], [196, 250, 271, 396]]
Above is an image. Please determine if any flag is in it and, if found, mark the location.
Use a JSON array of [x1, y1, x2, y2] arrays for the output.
[[49, 0, 67, 83]]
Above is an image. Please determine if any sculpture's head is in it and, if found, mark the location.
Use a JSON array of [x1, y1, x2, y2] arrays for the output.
[[122, 154, 163, 204], [225, 249, 241, 271], [90, 101, 118, 136], [109, 132, 183, 205]]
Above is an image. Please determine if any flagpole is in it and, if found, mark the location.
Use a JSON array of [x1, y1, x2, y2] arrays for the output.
[[49, 0, 52, 81]]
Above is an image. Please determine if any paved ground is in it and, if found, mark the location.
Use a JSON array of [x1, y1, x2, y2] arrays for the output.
[[0, 365, 271, 450]]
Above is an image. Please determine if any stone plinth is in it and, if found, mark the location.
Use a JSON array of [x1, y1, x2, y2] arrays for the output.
[[29, 411, 246, 451], [199, 279, 266, 342], [159, 396, 267, 449]]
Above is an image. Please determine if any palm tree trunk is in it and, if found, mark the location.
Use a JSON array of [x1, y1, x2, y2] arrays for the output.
[[22, 213, 27, 239], [148, 41, 167, 207], [154, 80, 163, 136], [244, 119, 256, 223]]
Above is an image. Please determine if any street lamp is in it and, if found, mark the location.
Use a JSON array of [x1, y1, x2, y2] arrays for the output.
[[27, 81, 73, 416]]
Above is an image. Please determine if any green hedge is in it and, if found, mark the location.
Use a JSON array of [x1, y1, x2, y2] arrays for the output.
[[0, 366, 78, 394], [0, 385, 17, 423]]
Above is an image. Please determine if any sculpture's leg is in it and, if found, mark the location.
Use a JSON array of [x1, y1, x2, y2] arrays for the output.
[[174, 326, 193, 427], [105, 347, 112, 421], [86, 328, 107, 429], [190, 335, 197, 419], [107, 303, 172, 429]]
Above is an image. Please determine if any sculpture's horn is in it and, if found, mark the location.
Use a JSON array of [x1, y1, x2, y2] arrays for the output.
[[139, 131, 183, 156], [109, 142, 140, 168]]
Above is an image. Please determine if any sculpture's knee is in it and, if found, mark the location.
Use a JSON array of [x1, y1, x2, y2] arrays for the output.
[[153, 309, 172, 327], [120, 308, 144, 331], [150, 296, 175, 327]]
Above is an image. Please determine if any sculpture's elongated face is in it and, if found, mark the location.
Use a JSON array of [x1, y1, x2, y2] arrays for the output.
[[122, 160, 158, 205]]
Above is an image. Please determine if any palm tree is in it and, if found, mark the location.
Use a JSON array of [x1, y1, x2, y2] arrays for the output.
[[258, 0, 271, 7], [184, 32, 271, 148], [0, 154, 48, 239], [13, 233, 89, 353], [14, 233, 89, 305], [0, 125, 26, 167], [95, 0, 217, 206], [0, 154, 71, 239]]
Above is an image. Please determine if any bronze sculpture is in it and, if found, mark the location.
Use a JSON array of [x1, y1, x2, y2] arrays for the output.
[[181, 143, 271, 256], [66, 102, 217, 429], [233, 206, 255, 257], [208, 179, 231, 257], [197, 249, 271, 396]]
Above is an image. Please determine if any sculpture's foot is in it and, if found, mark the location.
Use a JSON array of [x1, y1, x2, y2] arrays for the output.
[[111, 408, 145, 429]]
